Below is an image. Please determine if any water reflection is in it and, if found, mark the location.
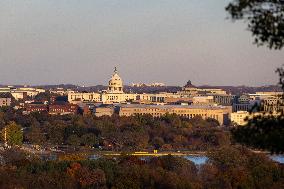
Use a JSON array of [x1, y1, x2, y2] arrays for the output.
[[184, 156, 208, 165], [270, 155, 284, 164], [183, 155, 284, 165], [89, 154, 100, 160]]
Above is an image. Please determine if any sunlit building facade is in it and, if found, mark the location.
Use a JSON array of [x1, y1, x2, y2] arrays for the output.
[[118, 104, 230, 125], [68, 68, 176, 104]]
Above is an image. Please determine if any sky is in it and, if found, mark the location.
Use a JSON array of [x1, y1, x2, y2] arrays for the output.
[[0, 0, 283, 87]]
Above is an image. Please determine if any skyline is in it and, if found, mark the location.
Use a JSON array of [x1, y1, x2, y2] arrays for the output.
[[0, 66, 282, 88], [1, 0, 284, 87]]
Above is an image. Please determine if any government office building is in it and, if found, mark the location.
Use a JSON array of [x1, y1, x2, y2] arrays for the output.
[[94, 104, 230, 125]]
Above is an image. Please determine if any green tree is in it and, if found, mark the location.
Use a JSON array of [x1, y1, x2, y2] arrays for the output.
[[1, 121, 23, 146]]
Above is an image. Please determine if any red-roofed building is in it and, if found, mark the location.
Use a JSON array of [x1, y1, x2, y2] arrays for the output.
[[26, 103, 48, 113], [49, 104, 78, 115]]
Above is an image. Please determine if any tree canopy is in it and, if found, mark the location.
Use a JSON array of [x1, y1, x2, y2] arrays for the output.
[[227, 1, 284, 154], [231, 69, 284, 154], [0, 146, 284, 189]]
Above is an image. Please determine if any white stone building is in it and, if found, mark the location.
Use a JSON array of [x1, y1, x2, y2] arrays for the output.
[[68, 68, 174, 104]]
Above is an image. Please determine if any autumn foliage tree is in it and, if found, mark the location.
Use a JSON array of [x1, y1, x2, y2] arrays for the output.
[[67, 162, 106, 188]]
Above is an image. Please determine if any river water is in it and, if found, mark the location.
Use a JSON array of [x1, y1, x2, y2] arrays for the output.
[[184, 155, 284, 165], [184, 156, 208, 165], [270, 155, 284, 164]]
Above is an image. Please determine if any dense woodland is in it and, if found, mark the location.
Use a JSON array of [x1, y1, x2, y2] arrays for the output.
[[1, 105, 284, 189], [0, 107, 230, 151], [231, 67, 284, 154], [232, 113, 284, 154], [0, 146, 283, 189]]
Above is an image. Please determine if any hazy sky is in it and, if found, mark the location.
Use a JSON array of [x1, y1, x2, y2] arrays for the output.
[[0, 0, 283, 86]]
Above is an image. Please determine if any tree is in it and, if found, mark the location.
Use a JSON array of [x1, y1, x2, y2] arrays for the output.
[[226, 0, 284, 49], [277, 66, 284, 91], [67, 134, 81, 147], [26, 124, 46, 145], [205, 146, 284, 189], [81, 133, 97, 147], [232, 114, 284, 154], [0, 112, 5, 129], [1, 148, 28, 167], [1, 121, 23, 146], [231, 67, 284, 154], [67, 162, 106, 188], [206, 146, 254, 189], [151, 136, 165, 149], [227, 1, 284, 154], [47, 121, 66, 145]]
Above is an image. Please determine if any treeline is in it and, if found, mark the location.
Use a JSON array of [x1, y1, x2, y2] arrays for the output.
[[0, 107, 230, 151], [232, 113, 284, 154], [0, 146, 283, 189]]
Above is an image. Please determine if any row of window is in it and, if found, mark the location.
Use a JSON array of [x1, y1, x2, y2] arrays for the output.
[[50, 109, 75, 112], [121, 111, 219, 120]]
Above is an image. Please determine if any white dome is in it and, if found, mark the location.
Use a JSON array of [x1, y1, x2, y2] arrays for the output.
[[107, 67, 124, 94]]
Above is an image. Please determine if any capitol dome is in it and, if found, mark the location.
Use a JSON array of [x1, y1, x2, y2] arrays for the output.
[[107, 67, 124, 94]]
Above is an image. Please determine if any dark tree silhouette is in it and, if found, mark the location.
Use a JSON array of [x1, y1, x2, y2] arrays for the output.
[[232, 68, 284, 154], [227, 1, 284, 154], [276, 66, 284, 90], [226, 0, 284, 49], [232, 114, 284, 154]]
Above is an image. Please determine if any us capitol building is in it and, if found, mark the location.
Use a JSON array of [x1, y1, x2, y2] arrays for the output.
[[68, 67, 175, 104], [68, 68, 232, 125]]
